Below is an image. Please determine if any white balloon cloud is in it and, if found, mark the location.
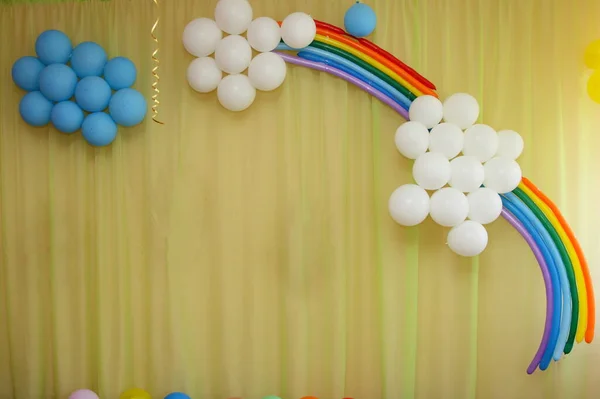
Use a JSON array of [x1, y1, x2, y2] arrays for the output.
[[184, 4, 291, 112], [391, 92, 525, 257]]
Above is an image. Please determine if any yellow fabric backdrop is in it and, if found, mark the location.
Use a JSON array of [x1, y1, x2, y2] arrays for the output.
[[1, 0, 600, 398]]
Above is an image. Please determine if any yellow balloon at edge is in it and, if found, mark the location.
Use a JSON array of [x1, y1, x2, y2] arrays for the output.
[[587, 70, 600, 103], [119, 388, 152, 399], [584, 40, 600, 69]]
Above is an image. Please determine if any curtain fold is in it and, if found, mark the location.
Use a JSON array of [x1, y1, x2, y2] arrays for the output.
[[1, 0, 600, 398]]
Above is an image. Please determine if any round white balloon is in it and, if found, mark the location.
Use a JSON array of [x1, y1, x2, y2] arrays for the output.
[[442, 93, 480, 129], [483, 157, 522, 194], [214, 35, 252, 74], [281, 12, 316, 49], [394, 121, 429, 159], [463, 124, 499, 162], [449, 156, 484, 193], [388, 184, 430, 226], [247, 17, 281, 52], [187, 57, 223, 93], [248, 52, 287, 91], [467, 187, 502, 224], [430, 187, 469, 227], [214, 0, 253, 35], [408, 95, 443, 129], [447, 221, 488, 257], [217, 74, 256, 112], [412, 152, 451, 190], [428, 122, 464, 159], [182, 18, 223, 57], [496, 130, 524, 160]]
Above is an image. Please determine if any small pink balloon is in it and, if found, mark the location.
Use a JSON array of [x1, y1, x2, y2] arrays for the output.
[[69, 389, 99, 399]]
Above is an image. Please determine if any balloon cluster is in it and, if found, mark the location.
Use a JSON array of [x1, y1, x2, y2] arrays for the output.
[[69, 388, 334, 399], [389, 93, 524, 257], [69, 388, 188, 399], [183, 0, 316, 111], [584, 40, 600, 103], [11, 30, 147, 147]]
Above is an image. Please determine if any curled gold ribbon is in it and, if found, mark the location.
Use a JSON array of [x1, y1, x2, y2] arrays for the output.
[[151, 0, 163, 124]]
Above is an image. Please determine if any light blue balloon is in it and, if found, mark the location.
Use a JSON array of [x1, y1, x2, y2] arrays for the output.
[[109, 88, 147, 127], [344, 2, 377, 38], [75, 76, 112, 112], [19, 91, 53, 127], [261, 396, 282, 399], [12, 56, 45, 91], [104, 57, 137, 90], [35, 29, 72, 65], [82, 113, 118, 147], [71, 41, 107, 78], [39, 64, 77, 102], [51, 101, 84, 133], [164, 393, 190, 399]]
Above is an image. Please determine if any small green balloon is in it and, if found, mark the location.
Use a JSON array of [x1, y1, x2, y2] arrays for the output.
[[262, 396, 282, 399]]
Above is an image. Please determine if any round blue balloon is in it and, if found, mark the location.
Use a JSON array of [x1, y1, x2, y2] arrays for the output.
[[82, 112, 118, 147], [104, 57, 137, 90], [19, 91, 53, 127], [109, 88, 147, 127], [39, 64, 77, 102], [75, 76, 112, 112], [12, 56, 45, 91], [71, 41, 108, 78], [344, 2, 377, 38], [164, 393, 190, 399], [51, 101, 84, 133], [35, 30, 72, 65]]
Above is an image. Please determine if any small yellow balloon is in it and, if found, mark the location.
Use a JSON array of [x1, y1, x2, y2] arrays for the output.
[[119, 388, 152, 399], [587, 70, 600, 103], [584, 40, 600, 69]]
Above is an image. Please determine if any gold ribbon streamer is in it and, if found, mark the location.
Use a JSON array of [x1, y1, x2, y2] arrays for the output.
[[151, 0, 163, 124]]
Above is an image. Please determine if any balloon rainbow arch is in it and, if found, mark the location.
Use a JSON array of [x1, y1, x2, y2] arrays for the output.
[[188, 13, 598, 375], [180, 3, 597, 375], [273, 20, 595, 375]]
